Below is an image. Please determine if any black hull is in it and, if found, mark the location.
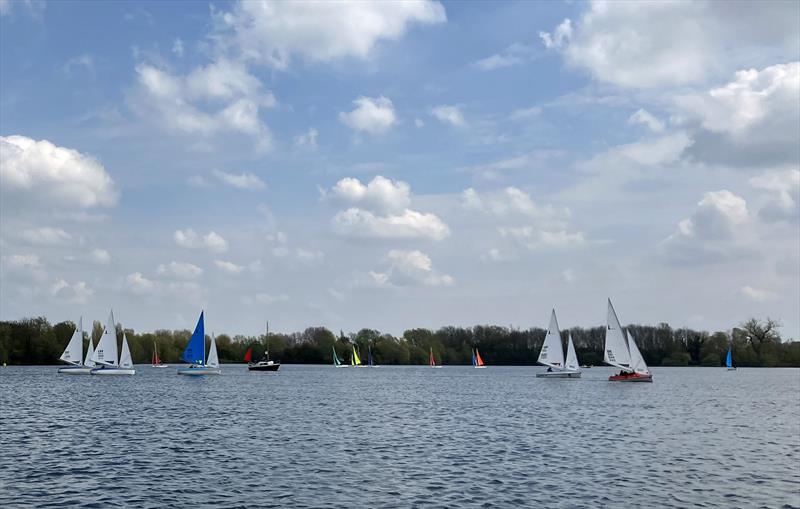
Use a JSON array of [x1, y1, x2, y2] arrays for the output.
[[248, 363, 281, 372]]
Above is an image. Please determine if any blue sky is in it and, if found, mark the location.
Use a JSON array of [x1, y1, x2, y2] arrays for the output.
[[1, 0, 798, 339]]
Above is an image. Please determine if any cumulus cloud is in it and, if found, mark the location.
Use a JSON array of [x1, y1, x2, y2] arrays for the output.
[[741, 285, 777, 302], [329, 176, 410, 214], [215, 0, 446, 69], [339, 96, 397, 135], [50, 279, 93, 303], [333, 208, 450, 241], [471, 43, 534, 71], [539, 1, 799, 88], [750, 169, 800, 222], [431, 105, 464, 126], [92, 249, 111, 264], [0, 135, 118, 211], [498, 227, 586, 250], [294, 127, 318, 151], [214, 259, 245, 274], [130, 60, 274, 151], [212, 169, 266, 190], [174, 229, 228, 253], [20, 227, 72, 245], [628, 109, 664, 133], [361, 249, 454, 288], [157, 261, 203, 279], [126, 272, 157, 294], [462, 187, 561, 219]]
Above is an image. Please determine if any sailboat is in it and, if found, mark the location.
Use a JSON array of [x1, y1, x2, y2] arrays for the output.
[[177, 311, 221, 375], [472, 348, 486, 369], [536, 310, 581, 378], [429, 347, 443, 368], [333, 346, 347, 368], [90, 311, 135, 375], [367, 345, 379, 367], [351, 345, 362, 367], [726, 344, 736, 371], [605, 299, 652, 382], [151, 341, 168, 368], [248, 322, 281, 371], [58, 317, 95, 374]]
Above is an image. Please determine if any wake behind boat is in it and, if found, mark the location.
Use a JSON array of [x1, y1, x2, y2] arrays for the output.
[[177, 311, 220, 376], [58, 316, 95, 374], [90, 310, 135, 375], [536, 309, 581, 378], [604, 299, 652, 382]]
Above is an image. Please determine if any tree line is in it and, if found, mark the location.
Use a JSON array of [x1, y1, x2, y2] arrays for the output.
[[1, 316, 798, 367]]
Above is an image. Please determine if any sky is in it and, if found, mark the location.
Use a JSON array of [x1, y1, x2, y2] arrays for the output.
[[1, 0, 798, 339]]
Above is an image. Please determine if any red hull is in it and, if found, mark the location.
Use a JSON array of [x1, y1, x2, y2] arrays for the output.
[[609, 372, 652, 382]]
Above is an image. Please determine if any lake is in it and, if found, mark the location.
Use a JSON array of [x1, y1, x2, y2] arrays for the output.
[[1, 365, 798, 508]]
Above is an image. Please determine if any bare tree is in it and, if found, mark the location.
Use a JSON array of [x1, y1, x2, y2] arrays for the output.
[[738, 318, 781, 358]]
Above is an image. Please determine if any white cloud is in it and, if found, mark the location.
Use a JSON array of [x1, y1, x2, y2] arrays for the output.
[[64, 54, 94, 74], [329, 176, 410, 214], [462, 187, 557, 219], [431, 105, 464, 126], [628, 109, 664, 133], [6, 254, 41, 270], [172, 38, 184, 57], [157, 261, 203, 279], [92, 249, 111, 264], [126, 272, 156, 294], [249, 292, 289, 305], [50, 279, 93, 303], [295, 248, 324, 265], [214, 259, 245, 274], [540, 1, 799, 88], [359, 250, 454, 288], [333, 207, 450, 241], [499, 227, 586, 250], [339, 96, 397, 135], [414, 118, 425, 128], [212, 169, 266, 190], [750, 169, 800, 222], [509, 106, 542, 120], [131, 61, 273, 151], [215, 0, 446, 69], [472, 42, 535, 71], [0, 135, 118, 211], [741, 285, 777, 302], [20, 227, 71, 245], [294, 127, 319, 151], [174, 229, 228, 253]]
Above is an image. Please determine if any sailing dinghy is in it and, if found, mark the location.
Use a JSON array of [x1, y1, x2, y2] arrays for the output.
[[726, 344, 736, 371], [151, 342, 168, 368], [58, 317, 95, 374], [177, 311, 221, 375], [429, 347, 443, 368], [472, 348, 487, 369], [536, 310, 581, 378], [333, 346, 347, 368], [367, 345, 379, 367], [90, 311, 135, 375], [605, 299, 652, 382], [351, 345, 363, 367]]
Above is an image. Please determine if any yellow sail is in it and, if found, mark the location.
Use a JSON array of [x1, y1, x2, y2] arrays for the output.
[[353, 346, 362, 365]]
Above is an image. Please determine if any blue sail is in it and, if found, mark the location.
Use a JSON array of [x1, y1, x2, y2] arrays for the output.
[[471, 349, 477, 366], [182, 311, 205, 365], [726, 348, 732, 368]]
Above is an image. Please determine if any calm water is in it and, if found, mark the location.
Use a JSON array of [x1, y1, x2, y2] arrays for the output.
[[1, 365, 798, 508]]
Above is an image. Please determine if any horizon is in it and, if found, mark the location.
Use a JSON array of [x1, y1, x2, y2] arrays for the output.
[[2, 1, 799, 339]]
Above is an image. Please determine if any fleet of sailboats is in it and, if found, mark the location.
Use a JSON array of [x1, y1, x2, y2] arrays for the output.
[[604, 299, 652, 382], [177, 311, 220, 376], [90, 310, 135, 375], [58, 317, 95, 374], [536, 310, 581, 378]]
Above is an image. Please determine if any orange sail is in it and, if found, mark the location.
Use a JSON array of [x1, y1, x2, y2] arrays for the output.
[[244, 346, 252, 363], [429, 348, 436, 367], [475, 349, 485, 367]]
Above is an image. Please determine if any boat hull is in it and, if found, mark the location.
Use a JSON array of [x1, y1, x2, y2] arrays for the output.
[[248, 362, 280, 372], [609, 372, 652, 382], [727, 367, 737, 371], [90, 367, 136, 376], [58, 366, 93, 375], [536, 370, 581, 378], [151, 364, 169, 368], [177, 367, 221, 376], [473, 366, 487, 369]]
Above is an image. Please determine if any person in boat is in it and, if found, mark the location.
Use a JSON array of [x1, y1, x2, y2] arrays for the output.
[[546, 366, 552, 372]]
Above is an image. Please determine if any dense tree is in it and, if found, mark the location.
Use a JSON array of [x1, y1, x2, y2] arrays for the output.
[[0, 316, 797, 367]]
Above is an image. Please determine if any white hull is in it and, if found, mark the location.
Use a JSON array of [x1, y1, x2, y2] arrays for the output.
[[177, 367, 221, 376], [58, 366, 93, 375], [334, 364, 349, 368], [152, 364, 169, 368], [91, 367, 135, 376], [536, 370, 581, 378], [473, 366, 487, 369], [430, 366, 443, 369]]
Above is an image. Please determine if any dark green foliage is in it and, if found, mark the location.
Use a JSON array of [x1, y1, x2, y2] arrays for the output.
[[0, 316, 797, 366]]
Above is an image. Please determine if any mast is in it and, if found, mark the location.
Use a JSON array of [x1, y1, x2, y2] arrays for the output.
[[266, 321, 270, 361]]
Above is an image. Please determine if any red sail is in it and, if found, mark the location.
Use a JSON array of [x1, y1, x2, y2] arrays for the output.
[[244, 346, 252, 363], [429, 348, 435, 367], [476, 349, 485, 367]]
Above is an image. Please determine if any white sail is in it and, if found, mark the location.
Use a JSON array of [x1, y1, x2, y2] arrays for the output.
[[91, 310, 118, 366], [627, 332, 649, 375], [206, 335, 219, 368], [84, 332, 95, 367], [59, 317, 84, 365], [604, 299, 631, 370], [538, 309, 565, 368], [119, 333, 133, 368], [565, 333, 580, 371]]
